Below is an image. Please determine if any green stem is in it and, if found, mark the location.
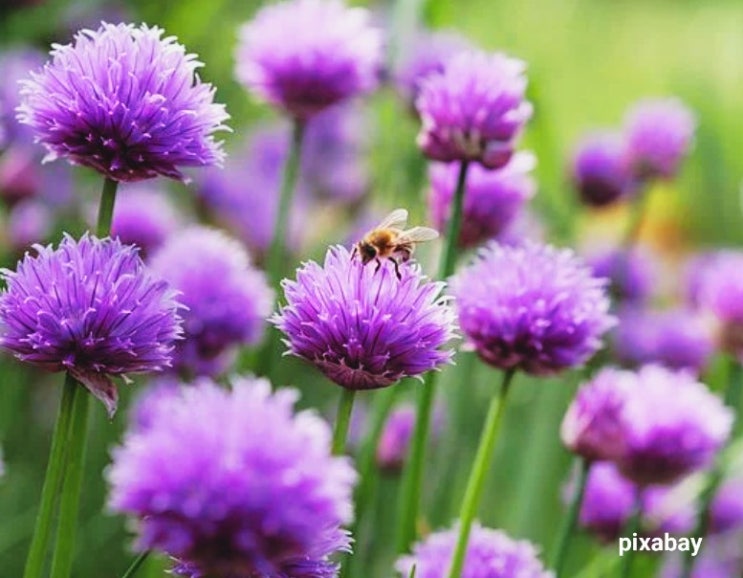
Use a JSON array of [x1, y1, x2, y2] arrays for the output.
[[551, 458, 590, 577], [266, 119, 305, 288], [22, 374, 79, 578], [680, 357, 742, 578], [446, 370, 516, 578], [49, 380, 90, 578], [97, 178, 119, 238], [396, 160, 470, 554], [332, 389, 356, 456], [121, 551, 150, 578], [619, 490, 643, 578], [621, 185, 650, 252]]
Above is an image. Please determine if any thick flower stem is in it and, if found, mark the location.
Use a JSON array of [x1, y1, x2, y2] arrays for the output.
[[619, 491, 642, 578], [22, 374, 79, 578], [680, 358, 742, 578], [266, 119, 306, 288], [445, 370, 515, 578], [49, 379, 90, 578], [396, 160, 470, 554], [97, 178, 119, 238], [332, 389, 357, 455], [120, 550, 151, 578], [550, 458, 590, 577]]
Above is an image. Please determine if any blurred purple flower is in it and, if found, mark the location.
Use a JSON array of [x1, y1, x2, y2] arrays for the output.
[[108, 376, 357, 578], [274, 245, 456, 391], [396, 522, 551, 578], [376, 402, 445, 473], [570, 131, 631, 207], [0, 49, 43, 145], [416, 50, 532, 169], [428, 152, 536, 249], [683, 251, 725, 309], [695, 251, 743, 358], [0, 234, 183, 415], [150, 227, 273, 377], [661, 532, 743, 578], [623, 98, 696, 181], [708, 476, 743, 535], [561, 367, 634, 463], [6, 199, 53, 251], [18, 23, 229, 182], [586, 247, 655, 305], [128, 376, 180, 433], [613, 307, 713, 374], [451, 241, 614, 375], [496, 208, 546, 247], [109, 185, 181, 258], [235, 0, 383, 119], [196, 126, 307, 260], [575, 461, 695, 542], [394, 30, 471, 108], [618, 365, 732, 486]]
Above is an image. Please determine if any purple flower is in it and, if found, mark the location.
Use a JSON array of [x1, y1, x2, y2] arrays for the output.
[[661, 533, 743, 578], [274, 245, 456, 391], [376, 403, 445, 472], [613, 307, 713, 374], [561, 367, 634, 462], [396, 522, 551, 578], [575, 461, 695, 542], [623, 98, 696, 181], [150, 227, 273, 377], [6, 199, 53, 251], [570, 131, 631, 207], [108, 376, 357, 578], [695, 251, 743, 358], [0, 49, 44, 146], [586, 247, 655, 304], [196, 126, 308, 260], [416, 50, 532, 169], [0, 145, 74, 208], [708, 476, 743, 535], [0, 234, 183, 415], [109, 184, 181, 258], [451, 241, 614, 375], [618, 365, 732, 486], [394, 30, 472, 108], [18, 23, 229, 182], [235, 0, 383, 119], [428, 152, 536, 249]]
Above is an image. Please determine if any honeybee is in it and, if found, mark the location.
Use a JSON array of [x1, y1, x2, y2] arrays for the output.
[[353, 208, 439, 279]]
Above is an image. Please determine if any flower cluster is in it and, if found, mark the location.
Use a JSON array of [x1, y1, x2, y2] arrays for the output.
[[0, 234, 183, 415], [108, 376, 357, 577], [274, 246, 457, 390], [451, 241, 614, 375], [18, 23, 229, 182]]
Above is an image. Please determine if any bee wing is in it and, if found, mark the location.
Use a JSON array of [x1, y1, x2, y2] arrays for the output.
[[376, 208, 408, 231], [397, 227, 440, 243]]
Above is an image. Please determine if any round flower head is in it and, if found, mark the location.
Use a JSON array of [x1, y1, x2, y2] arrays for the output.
[[150, 227, 273, 377], [561, 367, 633, 462], [0, 234, 183, 415], [235, 0, 383, 119], [416, 50, 532, 169], [18, 22, 229, 182], [274, 246, 456, 391], [586, 247, 655, 305], [428, 152, 536, 249], [110, 185, 181, 258], [623, 98, 696, 181], [575, 461, 694, 542], [613, 307, 713, 374], [396, 522, 552, 578], [618, 365, 733, 486], [394, 30, 472, 108], [107, 376, 357, 578], [571, 131, 631, 207], [451, 241, 614, 375], [696, 251, 743, 357]]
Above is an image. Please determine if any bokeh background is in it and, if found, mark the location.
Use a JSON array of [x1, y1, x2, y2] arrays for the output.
[[1, 0, 742, 576]]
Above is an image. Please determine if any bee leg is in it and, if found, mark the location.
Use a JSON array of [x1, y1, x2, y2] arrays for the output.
[[374, 258, 382, 273], [390, 257, 402, 280], [351, 246, 358, 260]]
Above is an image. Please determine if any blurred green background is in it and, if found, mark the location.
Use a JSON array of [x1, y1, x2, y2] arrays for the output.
[[1, 0, 742, 576]]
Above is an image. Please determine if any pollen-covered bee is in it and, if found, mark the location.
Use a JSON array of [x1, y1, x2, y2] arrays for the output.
[[353, 208, 439, 279]]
